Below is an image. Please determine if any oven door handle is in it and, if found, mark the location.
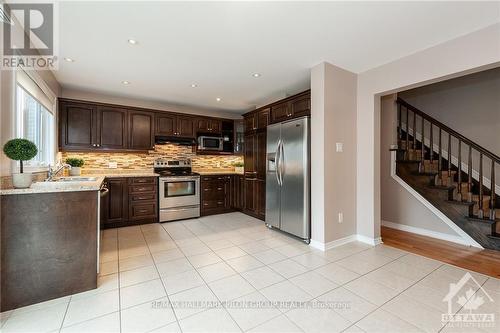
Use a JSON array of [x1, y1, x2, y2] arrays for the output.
[[161, 177, 199, 182]]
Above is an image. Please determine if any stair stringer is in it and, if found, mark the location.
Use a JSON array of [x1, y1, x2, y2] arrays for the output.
[[390, 150, 483, 249]]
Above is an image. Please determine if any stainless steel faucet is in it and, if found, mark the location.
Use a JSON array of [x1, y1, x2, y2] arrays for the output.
[[46, 163, 72, 181]]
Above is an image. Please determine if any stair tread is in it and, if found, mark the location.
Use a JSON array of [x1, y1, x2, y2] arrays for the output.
[[396, 159, 421, 163], [446, 200, 475, 206], [428, 185, 455, 190]]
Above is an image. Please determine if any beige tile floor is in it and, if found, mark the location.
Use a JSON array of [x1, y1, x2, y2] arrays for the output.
[[1, 212, 499, 333]]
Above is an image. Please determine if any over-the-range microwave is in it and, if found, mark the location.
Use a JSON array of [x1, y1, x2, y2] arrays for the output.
[[198, 136, 224, 151]]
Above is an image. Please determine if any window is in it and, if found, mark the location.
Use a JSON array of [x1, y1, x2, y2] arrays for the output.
[[15, 70, 56, 169]]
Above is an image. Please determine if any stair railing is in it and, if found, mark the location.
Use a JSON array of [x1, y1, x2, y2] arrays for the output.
[[396, 97, 498, 220]]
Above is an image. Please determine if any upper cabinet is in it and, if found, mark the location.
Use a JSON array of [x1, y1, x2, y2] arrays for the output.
[[59, 99, 153, 152], [129, 111, 154, 150], [269, 90, 310, 124], [59, 101, 97, 150], [155, 113, 195, 138], [197, 118, 221, 134], [243, 107, 269, 133], [97, 107, 128, 150]]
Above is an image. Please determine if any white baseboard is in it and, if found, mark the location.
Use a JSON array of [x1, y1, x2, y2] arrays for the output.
[[382, 220, 470, 246], [309, 234, 383, 251], [357, 234, 383, 246], [309, 235, 358, 251]]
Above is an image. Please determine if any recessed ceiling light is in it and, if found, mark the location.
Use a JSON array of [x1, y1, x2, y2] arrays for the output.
[[122, 80, 131, 85], [252, 73, 261, 78], [216, 97, 221, 102], [127, 39, 138, 45], [64, 57, 75, 62], [190, 84, 198, 88]]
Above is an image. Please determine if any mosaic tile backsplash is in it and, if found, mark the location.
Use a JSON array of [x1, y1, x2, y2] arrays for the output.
[[60, 144, 244, 172]]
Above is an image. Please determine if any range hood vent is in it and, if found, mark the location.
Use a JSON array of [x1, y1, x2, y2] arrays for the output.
[[155, 136, 196, 146]]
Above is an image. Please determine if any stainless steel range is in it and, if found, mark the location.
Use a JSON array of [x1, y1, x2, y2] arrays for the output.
[[154, 159, 200, 222]]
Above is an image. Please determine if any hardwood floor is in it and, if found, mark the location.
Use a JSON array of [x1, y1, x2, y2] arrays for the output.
[[381, 226, 500, 279]]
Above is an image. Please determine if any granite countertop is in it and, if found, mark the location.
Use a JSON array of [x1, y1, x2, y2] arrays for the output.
[[195, 170, 244, 175], [0, 176, 106, 196]]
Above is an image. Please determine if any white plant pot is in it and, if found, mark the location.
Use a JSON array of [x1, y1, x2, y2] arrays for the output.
[[235, 166, 244, 174], [12, 173, 33, 188], [69, 167, 81, 176]]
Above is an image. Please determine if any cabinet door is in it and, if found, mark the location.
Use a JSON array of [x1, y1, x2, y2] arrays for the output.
[[155, 113, 175, 136], [256, 179, 266, 220], [196, 117, 209, 132], [256, 108, 270, 130], [270, 102, 290, 123], [97, 107, 128, 149], [244, 178, 257, 214], [290, 94, 311, 118], [244, 113, 257, 132], [209, 119, 222, 134], [59, 102, 97, 150], [105, 178, 128, 224], [256, 130, 267, 179], [129, 111, 154, 150], [177, 116, 195, 138], [244, 133, 256, 176]]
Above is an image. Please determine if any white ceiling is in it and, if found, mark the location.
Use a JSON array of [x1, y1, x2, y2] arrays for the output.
[[55, 1, 500, 113]]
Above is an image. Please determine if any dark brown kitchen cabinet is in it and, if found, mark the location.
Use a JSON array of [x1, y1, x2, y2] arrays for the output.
[[244, 113, 257, 132], [257, 108, 270, 129], [97, 107, 128, 149], [129, 111, 154, 150], [243, 108, 269, 133], [155, 113, 195, 138], [256, 179, 266, 219], [201, 175, 232, 216], [256, 130, 267, 179], [270, 90, 310, 124], [59, 101, 97, 150], [102, 178, 128, 227], [244, 178, 258, 216], [197, 118, 221, 134], [232, 175, 245, 210], [102, 177, 158, 229], [244, 133, 257, 177]]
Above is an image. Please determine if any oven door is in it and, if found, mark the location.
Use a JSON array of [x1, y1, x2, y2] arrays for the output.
[[198, 136, 223, 151], [159, 177, 200, 208]]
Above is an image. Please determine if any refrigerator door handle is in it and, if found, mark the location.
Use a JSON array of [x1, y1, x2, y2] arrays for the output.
[[279, 140, 284, 186], [275, 139, 281, 186]]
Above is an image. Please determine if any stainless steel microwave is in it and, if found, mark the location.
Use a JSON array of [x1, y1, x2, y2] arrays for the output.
[[198, 136, 224, 151]]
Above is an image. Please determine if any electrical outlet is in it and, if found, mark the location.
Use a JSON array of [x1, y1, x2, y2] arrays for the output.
[[108, 162, 118, 169], [338, 212, 343, 223], [336, 142, 343, 152]]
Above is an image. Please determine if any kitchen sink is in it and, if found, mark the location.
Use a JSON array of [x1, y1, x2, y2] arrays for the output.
[[53, 177, 98, 182]]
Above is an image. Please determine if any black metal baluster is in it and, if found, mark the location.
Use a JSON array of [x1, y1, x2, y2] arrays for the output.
[[421, 117, 425, 172], [478, 153, 484, 218], [438, 128, 442, 185], [429, 123, 434, 167], [447, 133, 452, 184], [398, 103, 402, 143], [406, 107, 409, 158], [457, 139, 462, 201], [468, 146, 473, 202], [491, 160, 496, 220], [413, 111, 416, 152]]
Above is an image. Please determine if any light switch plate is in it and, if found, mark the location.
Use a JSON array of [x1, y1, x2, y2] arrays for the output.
[[336, 143, 343, 152], [108, 162, 118, 169]]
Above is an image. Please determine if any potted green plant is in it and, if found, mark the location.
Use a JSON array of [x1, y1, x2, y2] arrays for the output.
[[65, 157, 85, 176], [3, 138, 38, 188], [233, 161, 244, 174]]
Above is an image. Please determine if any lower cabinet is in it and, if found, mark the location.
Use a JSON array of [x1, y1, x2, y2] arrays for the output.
[[101, 176, 158, 229], [243, 177, 266, 221], [201, 175, 233, 216]]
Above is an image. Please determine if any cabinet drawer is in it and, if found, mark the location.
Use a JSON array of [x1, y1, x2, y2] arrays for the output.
[[202, 180, 225, 190], [201, 199, 226, 210], [201, 175, 228, 182], [129, 184, 156, 194], [129, 202, 157, 219], [128, 177, 157, 185], [130, 193, 156, 202]]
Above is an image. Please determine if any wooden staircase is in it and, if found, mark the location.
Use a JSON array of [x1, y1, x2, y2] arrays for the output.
[[393, 98, 500, 250]]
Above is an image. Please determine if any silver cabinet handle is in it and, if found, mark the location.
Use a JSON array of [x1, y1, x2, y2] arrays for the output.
[[278, 140, 284, 186], [275, 139, 281, 186]]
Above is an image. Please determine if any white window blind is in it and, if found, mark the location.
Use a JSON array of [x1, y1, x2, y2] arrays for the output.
[[15, 69, 56, 169]]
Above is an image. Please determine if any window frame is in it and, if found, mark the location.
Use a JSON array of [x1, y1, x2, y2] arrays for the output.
[[13, 70, 57, 173]]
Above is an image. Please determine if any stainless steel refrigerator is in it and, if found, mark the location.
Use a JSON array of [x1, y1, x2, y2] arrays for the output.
[[266, 116, 310, 242]]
